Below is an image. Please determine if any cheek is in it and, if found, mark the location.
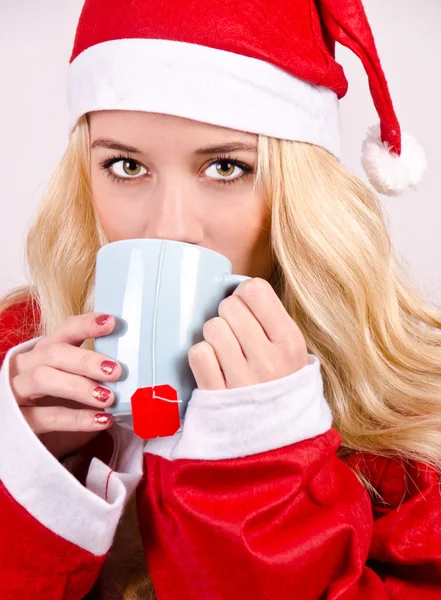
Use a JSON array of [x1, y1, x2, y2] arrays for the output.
[[205, 191, 271, 276], [91, 177, 148, 241]]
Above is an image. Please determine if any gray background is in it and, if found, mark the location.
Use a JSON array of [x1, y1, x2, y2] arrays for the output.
[[1, 1, 440, 302]]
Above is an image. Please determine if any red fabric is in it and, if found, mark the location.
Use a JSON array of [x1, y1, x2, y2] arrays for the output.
[[138, 430, 385, 599], [70, 0, 348, 96], [348, 453, 441, 597], [0, 480, 107, 600], [0, 298, 40, 363], [0, 302, 111, 599], [317, 0, 401, 153], [2, 302, 441, 598], [70, 0, 401, 153], [138, 432, 441, 599]]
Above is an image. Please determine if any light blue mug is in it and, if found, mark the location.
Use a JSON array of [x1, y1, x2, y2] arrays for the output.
[[93, 238, 249, 433]]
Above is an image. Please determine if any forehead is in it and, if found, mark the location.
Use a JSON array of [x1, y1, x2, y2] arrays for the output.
[[88, 110, 258, 147]]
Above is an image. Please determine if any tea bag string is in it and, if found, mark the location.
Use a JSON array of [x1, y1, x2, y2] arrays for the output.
[[152, 239, 183, 404]]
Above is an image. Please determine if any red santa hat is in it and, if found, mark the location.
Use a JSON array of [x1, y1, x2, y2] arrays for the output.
[[68, 0, 427, 196]]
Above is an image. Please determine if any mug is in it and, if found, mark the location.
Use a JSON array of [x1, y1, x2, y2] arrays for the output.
[[93, 238, 249, 438]]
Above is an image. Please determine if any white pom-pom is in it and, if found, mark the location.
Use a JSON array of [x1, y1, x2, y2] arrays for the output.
[[361, 123, 427, 196]]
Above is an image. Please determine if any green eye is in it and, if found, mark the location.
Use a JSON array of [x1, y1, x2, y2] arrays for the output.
[[205, 160, 247, 181], [122, 160, 143, 176], [100, 155, 148, 181], [215, 161, 235, 177], [112, 159, 146, 178]]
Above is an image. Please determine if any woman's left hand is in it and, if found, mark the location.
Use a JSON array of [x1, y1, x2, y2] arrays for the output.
[[188, 277, 309, 390]]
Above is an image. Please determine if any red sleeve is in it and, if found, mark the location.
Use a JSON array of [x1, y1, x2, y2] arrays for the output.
[[139, 429, 441, 600], [0, 297, 40, 363], [0, 301, 106, 599], [348, 451, 441, 598], [0, 301, 144, 600], [139, 429, 389, 599], [0, 481, 107, 600]]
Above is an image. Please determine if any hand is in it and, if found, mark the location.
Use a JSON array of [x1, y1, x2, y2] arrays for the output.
[[188, 277, 308, 390], [8, 313, 122, 458]]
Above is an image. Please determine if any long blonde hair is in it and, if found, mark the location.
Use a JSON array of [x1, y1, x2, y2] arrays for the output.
[[3, 114, 441, 598]]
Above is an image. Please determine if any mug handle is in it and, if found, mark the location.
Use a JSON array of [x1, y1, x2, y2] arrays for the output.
[[226, 274, 250, 285], [222, 273, 251, 295]]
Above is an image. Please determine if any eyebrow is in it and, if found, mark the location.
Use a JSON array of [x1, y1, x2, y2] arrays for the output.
[[194, 142, 257, 155], [91, 139, 142, 153], [91, 138, 258, 155]]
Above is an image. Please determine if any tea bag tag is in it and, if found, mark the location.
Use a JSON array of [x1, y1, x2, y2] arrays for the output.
[[131, 384, 181, 439]]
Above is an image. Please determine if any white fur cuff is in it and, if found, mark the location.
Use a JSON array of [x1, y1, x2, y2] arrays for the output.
[[0, 338, 144, 556], [145, 354, 333, 461]]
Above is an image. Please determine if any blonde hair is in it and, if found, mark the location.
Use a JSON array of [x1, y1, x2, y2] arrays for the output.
[[3, 114, 441, 598]]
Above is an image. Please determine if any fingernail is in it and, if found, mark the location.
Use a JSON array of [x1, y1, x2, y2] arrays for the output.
[[92, 386, 112, 402], [101, 360, 118, 375], [95, 314, 110, 326], [94, 413, 112, 425]]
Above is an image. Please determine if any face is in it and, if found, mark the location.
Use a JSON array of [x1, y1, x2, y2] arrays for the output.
[[89, 110, 272, 279]]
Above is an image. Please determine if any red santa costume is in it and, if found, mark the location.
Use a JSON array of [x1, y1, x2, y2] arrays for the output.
[[0, 0, 436, 599]]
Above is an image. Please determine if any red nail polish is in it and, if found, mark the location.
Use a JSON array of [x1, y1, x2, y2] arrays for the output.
[[92, 386, 112, 402], [101, 360, 118, 375], [94, 413, 112, 425], [95, 314, 110, 326]]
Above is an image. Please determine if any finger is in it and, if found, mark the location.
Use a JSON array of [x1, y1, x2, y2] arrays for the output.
[[202, 317, 249, 387], [218, 294, 271, 360], [17, 342, 122, 383], [21, 406, 113, 435], [233, 278, 301, 345], [188, 341, 226, 390], [13, 366, 115, 409], [41, 312, 116, 348]]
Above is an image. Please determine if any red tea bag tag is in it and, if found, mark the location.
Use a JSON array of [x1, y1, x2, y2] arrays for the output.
[[131, 385, 181, 439]]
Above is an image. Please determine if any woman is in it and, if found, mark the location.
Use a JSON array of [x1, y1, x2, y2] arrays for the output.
[[0, 0, 439, 599]]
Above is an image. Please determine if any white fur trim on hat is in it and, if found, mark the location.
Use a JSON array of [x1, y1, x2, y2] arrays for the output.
[[67, 38, 341, 157], [361, 123, 428, 196]]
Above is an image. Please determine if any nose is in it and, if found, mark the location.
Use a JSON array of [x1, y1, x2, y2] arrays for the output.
[[142, 178, 203, 244]]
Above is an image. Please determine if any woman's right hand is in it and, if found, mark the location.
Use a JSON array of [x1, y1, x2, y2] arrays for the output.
[[8, 313, 122, 459]]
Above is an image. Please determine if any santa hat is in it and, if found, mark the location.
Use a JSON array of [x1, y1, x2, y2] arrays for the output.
[[68, 0, 427, 196]]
